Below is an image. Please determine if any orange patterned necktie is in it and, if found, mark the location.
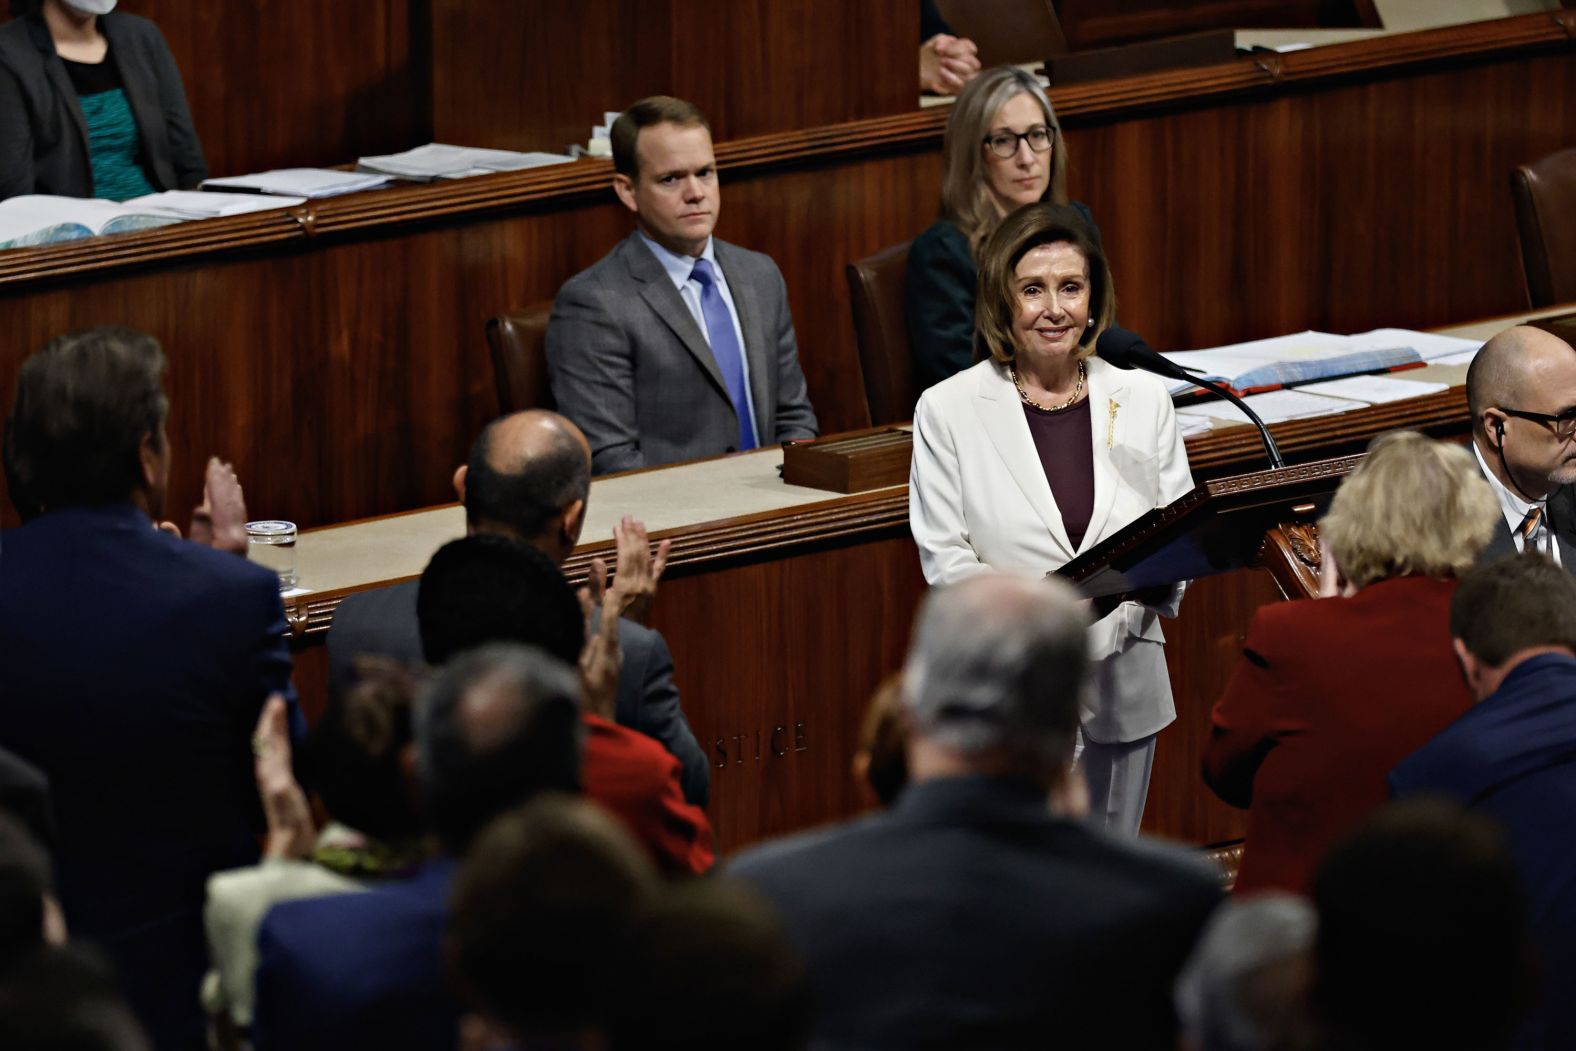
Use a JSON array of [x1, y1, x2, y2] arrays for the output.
[[1517, 506, 1546, 550]]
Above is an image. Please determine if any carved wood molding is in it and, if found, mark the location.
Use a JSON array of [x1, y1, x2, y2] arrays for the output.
[[284, 487, 912, 637], [1, 14, 1568, 291], [1260, 521, 1325, 600]]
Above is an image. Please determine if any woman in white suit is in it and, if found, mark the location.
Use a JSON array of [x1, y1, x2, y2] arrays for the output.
[[908, 202, 1193, 835]]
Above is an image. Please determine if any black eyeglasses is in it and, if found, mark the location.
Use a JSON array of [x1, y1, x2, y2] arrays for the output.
[[1500, 406, 1576, 441], [983, 125, 1054, 159]]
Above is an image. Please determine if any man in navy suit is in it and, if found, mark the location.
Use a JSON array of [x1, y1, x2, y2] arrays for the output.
[[731, 573, 1222, 1049], [0, 327, 295, 1050], [328, 409, 708, 805], [1391, 553, 1576, 1050], [252, 644, 583, 1051]]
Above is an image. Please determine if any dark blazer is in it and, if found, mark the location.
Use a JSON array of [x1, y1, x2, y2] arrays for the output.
[[546, 231, 818, 474], [904, 202, 1099, 393], [730, 776, 1222, 1049], [327, 578, 710, 805], [1475, 447, 1576, 571], [252, 857, 459, 1051], [1203, 574, 1473, 894], [0, 503, 294, 1050], [0, 12, 207, 200], [1391, 653, 1576, 1051]]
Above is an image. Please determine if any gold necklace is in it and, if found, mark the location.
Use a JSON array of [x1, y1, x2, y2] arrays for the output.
[[1011, 359, 1085, 413]]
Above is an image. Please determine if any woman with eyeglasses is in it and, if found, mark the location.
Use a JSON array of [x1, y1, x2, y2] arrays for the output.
[[905, 65, 1098, 393], [0, 0, 207, 202]]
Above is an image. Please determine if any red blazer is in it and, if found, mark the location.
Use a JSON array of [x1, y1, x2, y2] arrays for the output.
[[1203, 575, 1472, 894], [583, 714, 715, 876]]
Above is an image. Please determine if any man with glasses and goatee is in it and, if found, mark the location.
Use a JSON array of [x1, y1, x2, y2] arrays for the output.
[[1465, 324, 1576, 571]]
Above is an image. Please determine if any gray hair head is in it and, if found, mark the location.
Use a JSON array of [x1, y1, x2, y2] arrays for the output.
[[1174, 893, 1317, 1051], [901, 573, 1089, 768]]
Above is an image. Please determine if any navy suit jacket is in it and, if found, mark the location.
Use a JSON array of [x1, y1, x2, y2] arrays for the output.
[[327, 578, 709, 805], [1391, 653, 1576, 1050], [252, 857, 458, 1051], [730, 776, 1222, 1049], [0, 503, 294, 1050]]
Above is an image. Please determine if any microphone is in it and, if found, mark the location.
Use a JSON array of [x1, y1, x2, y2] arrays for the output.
[[1096, 327, 1285, 469]]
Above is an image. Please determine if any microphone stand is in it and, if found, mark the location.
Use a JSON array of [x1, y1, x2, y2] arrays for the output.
[[1178, 371, 1286, 469]]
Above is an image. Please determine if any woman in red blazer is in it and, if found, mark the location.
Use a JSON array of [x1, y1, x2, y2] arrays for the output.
[[1204, 431, 1501, 894]]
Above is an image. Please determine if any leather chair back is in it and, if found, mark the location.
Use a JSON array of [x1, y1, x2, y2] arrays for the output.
[[1512, 147, 1576, 308], [485, 304, 555, 415], [846, 242, 917, 425]]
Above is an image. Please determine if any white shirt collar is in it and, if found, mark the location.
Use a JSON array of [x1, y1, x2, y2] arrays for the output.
[[1473, 438, 1545, 528], [637, 231, 718, 292]]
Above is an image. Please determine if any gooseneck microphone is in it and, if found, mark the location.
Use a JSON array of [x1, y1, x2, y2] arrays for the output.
[[1096, 326, 1286, 469]]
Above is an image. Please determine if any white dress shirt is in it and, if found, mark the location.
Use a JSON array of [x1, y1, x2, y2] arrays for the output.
[[637, 231, 758, 428], [1473, 440, 1562, 565]]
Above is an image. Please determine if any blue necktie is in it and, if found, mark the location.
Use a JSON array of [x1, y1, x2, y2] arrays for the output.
[[689, 258, 757, 451]]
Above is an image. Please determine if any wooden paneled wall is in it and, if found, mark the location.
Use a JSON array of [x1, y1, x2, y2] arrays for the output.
[[0, 16, 1572, 532], [119, 0, 430, 177], [429, 0, 917, 152]]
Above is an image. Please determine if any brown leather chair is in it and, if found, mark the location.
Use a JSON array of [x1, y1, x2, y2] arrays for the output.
[[1511, 147, 1576, 308], [485, 303, 555, 416], [846, 241, 918, 425]]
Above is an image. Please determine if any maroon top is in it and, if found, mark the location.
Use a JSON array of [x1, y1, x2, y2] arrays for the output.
[[1022, 397, 1095, 550]]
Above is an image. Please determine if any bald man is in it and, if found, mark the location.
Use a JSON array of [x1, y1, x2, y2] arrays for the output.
[[327, 411, 709, 804], [1465, 325, 1576, 571]]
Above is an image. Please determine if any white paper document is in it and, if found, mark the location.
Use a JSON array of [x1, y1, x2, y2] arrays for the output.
[[1345, 327, 1480, 361], [0, 194, 184, 248], [1292, 376, 1449, 404], [357, 144, 576, 181], [1431, 348, 1480, 366], [203, 168, 393, 198], [1175, 389, 1367, 425], [125, 191, 306, 219]]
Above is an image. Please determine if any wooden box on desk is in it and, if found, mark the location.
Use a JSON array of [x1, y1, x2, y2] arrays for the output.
[[781, 428, 913, 494]]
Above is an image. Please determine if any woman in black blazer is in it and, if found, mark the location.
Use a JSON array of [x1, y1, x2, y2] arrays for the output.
[[905, 65, 1100, 394], [0, 0, 206, 201]]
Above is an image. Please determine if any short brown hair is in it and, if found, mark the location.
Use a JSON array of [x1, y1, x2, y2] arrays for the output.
[[610, 96, 711, 177], [974, 202, 1113, 366], [1450, 552, 1576, 667], [1320, 431, 1499, 592]]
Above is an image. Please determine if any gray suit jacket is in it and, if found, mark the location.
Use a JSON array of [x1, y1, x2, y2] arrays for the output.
[[0, 13, 207, 200], [545, 231, 818, 474], [325, 579, 710, 805]]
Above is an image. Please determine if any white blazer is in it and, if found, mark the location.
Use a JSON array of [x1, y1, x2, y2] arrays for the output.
[[909, 356, 1195, 743]]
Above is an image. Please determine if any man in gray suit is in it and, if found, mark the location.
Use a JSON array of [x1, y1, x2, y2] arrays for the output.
[[327, 411, 709, 805], [1466, 325, 1576, 570], [730, 573, 1221, 1049], [546, 96, 818, 475]]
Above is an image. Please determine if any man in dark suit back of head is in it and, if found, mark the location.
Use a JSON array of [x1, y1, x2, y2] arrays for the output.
[[731, 573, 1222, 1049]]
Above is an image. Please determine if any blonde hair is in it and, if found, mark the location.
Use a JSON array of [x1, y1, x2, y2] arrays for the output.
[[940, 66, 1069, 260], [974, 202, 1113, 366], [1321, 431, 1500, 592]]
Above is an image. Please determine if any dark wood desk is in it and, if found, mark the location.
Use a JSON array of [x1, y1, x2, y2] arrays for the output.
[[281, 306, 1560, 854]]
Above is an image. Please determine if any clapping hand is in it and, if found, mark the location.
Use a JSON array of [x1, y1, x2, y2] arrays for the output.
[[189, 457, 249, 554], [253, 693, 314, 860], [576, 584, 623, 720], [584, 515, 671, 626]]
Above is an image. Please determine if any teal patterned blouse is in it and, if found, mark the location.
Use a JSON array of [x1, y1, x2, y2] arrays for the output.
[[63, 52, 155, 201]]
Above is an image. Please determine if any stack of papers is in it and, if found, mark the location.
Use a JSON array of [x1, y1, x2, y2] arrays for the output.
[[356, 144, 576, 181], [125, 191, 306, 219], [1176, 389, 1368, 426], [202, 168, 392, 198], [1160, 328, 1481, 397]]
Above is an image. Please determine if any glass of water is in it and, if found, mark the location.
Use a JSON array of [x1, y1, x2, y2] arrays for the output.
[[246, 520, 298, 590]]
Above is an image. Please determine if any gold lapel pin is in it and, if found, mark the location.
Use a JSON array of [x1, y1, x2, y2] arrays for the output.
[[1106, 399, 1119, 449]]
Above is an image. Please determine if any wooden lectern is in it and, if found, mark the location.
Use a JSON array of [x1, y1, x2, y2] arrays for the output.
[[1059, 455, 1355, 601]]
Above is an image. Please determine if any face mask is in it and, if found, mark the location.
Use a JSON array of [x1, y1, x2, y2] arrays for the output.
[[62, 0, 118, 14]]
